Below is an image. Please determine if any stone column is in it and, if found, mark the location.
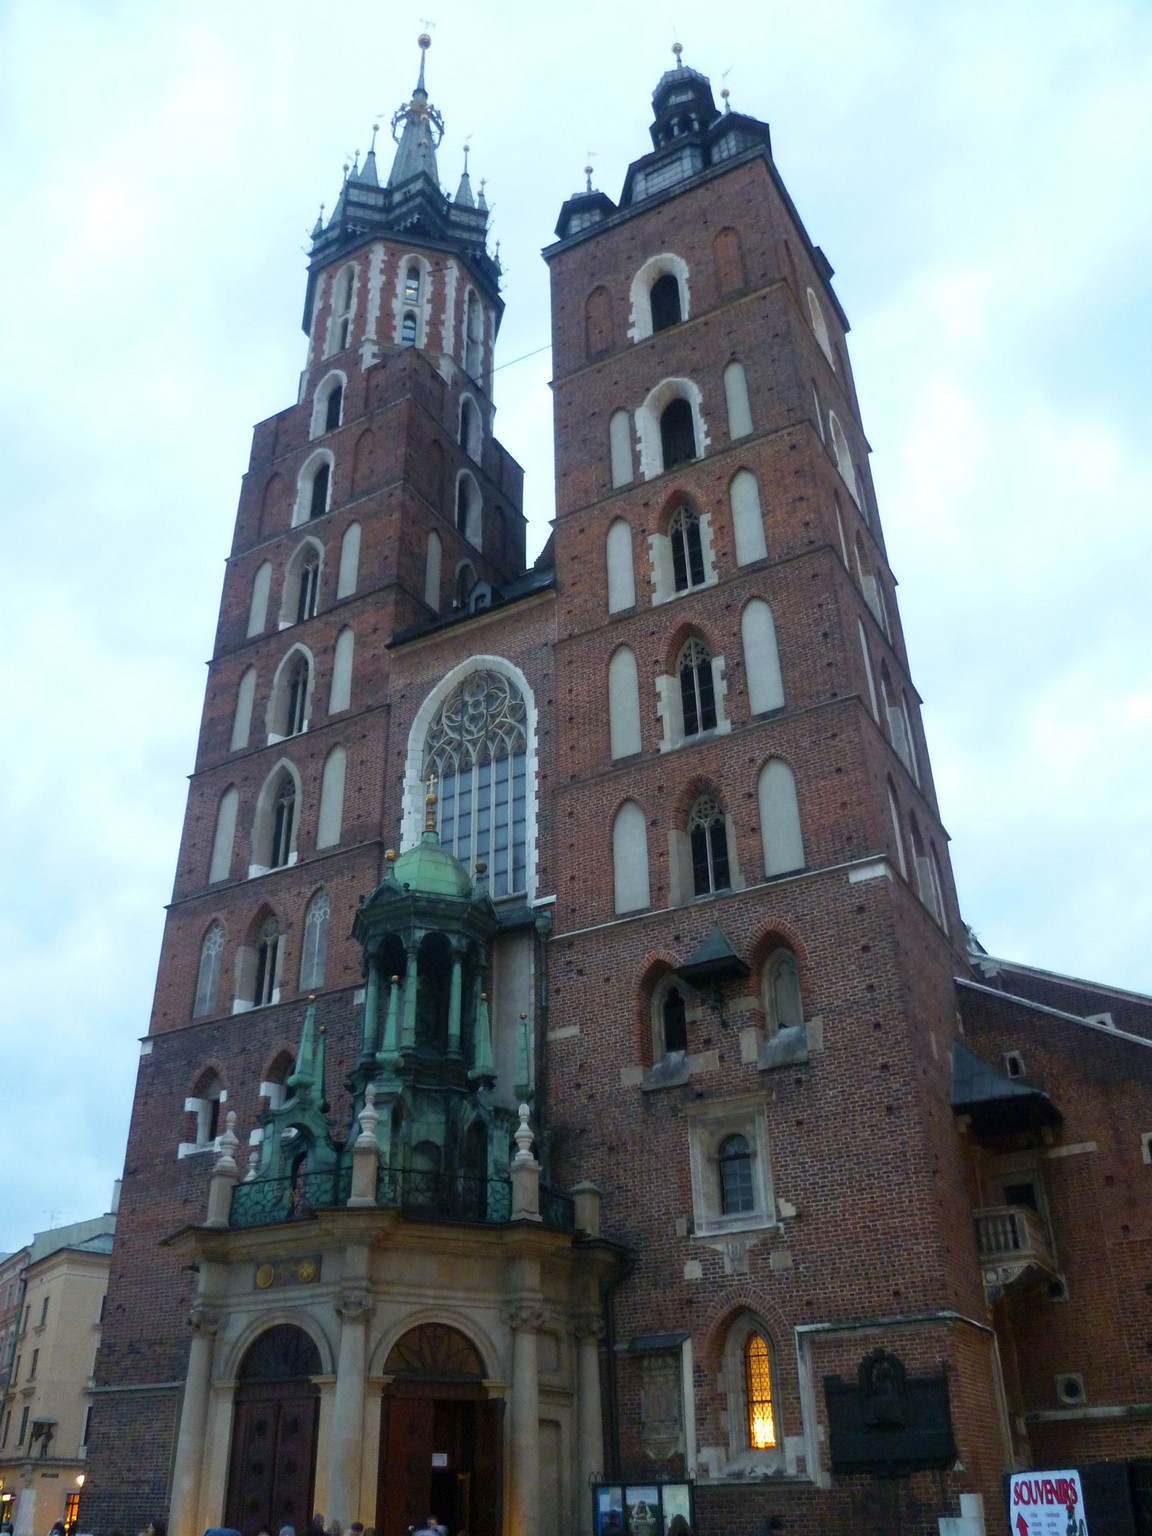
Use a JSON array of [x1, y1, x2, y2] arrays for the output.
[[204, 1112, 240, 1228], [574, 1314, 606, 1496], [360, 958, 380, 1059], [400, 944, 420, 1050], [378, 973, 401, 1066], [447, 949, 464, 1056], [506, 1304, 544, 1536], [347, 1085, 380, 1208], [168, 1301, 220, 1536], [327, 1286, 374, 1526]]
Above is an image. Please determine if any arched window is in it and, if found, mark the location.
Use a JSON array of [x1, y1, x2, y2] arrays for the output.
[[669, 505, 705, 592], [247, 562, 272, 637], [660, 398, 697, 470], [209, 786, 238, 883], [608, 646, 642, 759], [454, 562, 477, 609], [718, 1134, 755, 1214], [605, 518, 636, 612], [609, 409, 633, 489], [662, 985, 688, 1054], [688, 794, 730, 896], [253, 915, 280, 1006], [879, 661, 912, 773], [328, 627, 354, 714], [459, 396, 482, 461], [425, 529, 442, 610], [328, 265, 355, 355], [678, 638, 717, 737], [741, 601, 784, 714], [650, 273, 682, 331], [828, 412, 859, 504], [270, 777, 295, 868], [887, 778, 908, 879], [585, 285, 613, 356], [316, 746, 346, 849], [713, 226, 745, 294], [188, 1069, 224, 1148], [230, 667, 256, 752], [758, 760, 805, 877], [405, 265, 421, 303], [193, 923, 225, 1018], [807, 287, 834, 365], [465, 290, 482, 377], [285, 657, 308, 736], [337, 522, 360, 598], [858, 619, 879, 721], [299, 890, 330, 992], [324, 383, 343, 433], [723, 361, 753, 439], [401, 310, 418, 346], [762, 950, 803, 1034], [423, 670, 528, 898], [744, 1333, 777, 1449], [729, 469, 767, 566], [612, 800, 650, 914], [308, 461, 331, 521], [296, 553, 319, 623], [456, 473, 482, 547]]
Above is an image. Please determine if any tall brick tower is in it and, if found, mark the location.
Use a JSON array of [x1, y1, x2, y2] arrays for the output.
[[539, 50, 1008, 1534], [83, 39, 1026, 1536]]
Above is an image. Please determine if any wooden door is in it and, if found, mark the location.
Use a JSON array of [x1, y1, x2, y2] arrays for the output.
[[378, 1396, 435, 1536], [225, 1392, 318, 1536]]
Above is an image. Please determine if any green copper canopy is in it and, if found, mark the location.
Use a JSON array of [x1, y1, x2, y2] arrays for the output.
[[390, 828, 475, 899]]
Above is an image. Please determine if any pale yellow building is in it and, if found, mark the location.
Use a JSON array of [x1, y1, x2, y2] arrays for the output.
[[0, 1213, 116, 1536]]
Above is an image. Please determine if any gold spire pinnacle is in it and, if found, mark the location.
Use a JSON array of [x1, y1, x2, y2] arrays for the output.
[[425, 771, 438, 832]]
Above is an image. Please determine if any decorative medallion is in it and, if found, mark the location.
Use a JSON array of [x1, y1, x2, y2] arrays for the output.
[[252, 1255, 323, 1291]]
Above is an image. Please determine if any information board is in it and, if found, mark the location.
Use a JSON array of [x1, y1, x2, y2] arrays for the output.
[[1009, 1470, 1089, 1536]]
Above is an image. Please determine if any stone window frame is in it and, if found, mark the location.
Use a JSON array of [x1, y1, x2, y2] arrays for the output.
[[686, 1094, 776, 1240], [628, 251, 691, 343], [648, 495, 718, 607], [292, 449, 335, 527], [718, 1311, 785, 1476], [178, 1070, 227, 1159], [309, 368, 348, 440]]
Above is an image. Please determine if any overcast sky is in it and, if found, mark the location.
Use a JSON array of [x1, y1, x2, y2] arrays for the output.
[[2, 0, 1150, 1252]]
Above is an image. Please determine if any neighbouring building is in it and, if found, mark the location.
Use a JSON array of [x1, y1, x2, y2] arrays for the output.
[[0, 1211, 117, 1536], [80, 36, 1152, 1536]]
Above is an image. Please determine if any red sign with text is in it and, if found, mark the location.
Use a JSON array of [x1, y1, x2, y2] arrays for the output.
[[1008, 1470, 1089, 1536]]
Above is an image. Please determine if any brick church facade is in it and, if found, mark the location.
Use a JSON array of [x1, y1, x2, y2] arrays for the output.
[[82, 39, 1152, 1536]]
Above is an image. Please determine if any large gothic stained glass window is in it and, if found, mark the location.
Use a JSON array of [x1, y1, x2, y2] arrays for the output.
[[423, 670, 528, 897]]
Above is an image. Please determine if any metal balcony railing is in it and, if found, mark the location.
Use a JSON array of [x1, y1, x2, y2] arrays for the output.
[[229, 1164, 576, 1232]]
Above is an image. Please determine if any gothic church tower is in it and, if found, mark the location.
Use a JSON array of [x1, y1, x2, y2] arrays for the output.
[[83, 41, 1016, 1536]]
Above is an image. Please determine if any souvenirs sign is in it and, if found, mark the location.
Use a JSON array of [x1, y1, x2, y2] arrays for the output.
[[1009, 1470, 1089, 1536]]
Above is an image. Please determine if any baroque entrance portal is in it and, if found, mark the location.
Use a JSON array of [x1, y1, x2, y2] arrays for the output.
[[225, 1325, 321, 1536], [377, 1324, 502, 1536]]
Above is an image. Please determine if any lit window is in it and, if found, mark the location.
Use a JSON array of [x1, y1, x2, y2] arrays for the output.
[[423, 670, 528, 898], [677, 638, 717, 736], [688, 794, 730, 896], [669, 505, 705, 591], [405, 265, 421, 302], [745, 1334, 777, 1449]]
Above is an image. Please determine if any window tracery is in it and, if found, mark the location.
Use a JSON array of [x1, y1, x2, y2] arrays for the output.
[[423, 670, 528, 898]]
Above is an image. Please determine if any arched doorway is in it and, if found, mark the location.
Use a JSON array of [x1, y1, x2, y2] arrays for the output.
[[378, 1323, 502, 1536], [225, 1324, 322, 1536]]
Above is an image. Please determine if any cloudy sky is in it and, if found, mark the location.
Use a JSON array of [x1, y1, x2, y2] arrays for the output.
[[2, 0, 1150, 1252]]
